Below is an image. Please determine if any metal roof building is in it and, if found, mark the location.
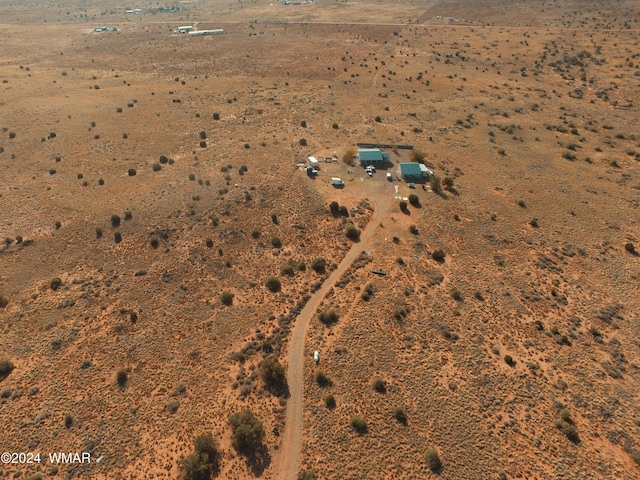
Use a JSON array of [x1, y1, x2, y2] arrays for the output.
[[358, 148, 390, 164], [400, 162, 432, 179]]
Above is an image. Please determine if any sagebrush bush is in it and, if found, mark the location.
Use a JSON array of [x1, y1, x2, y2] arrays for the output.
[[0, 295, 8, 308], [393, 407, 407, 424], [325, 394, 336, 409], [179, 432, 220, 480], [432, 250, 445, 262], [50, 277, 62, 291]]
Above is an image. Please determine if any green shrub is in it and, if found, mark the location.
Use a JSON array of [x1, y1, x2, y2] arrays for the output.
[[251, 229, 260, 239], [298, 471, 317, 480], [229, 410, 264, 453], [631, 450, 640, 466], [299, 138, 307, 146], [560, 421, 579, 442], [111, 214, 121, 228], [116, 368, 128, 386], [150, 238, 159, 249], [282, 265, 294, 276], [350, 416, 368, 434], [408, 194, 419, 206], [332, 122, 339, 129], [409, 224, 418, 235], [220, 291, 234, 306], [0, 359, 15, 379], [152, 163, 161, 172], [451, 289, 463, 301], [425, 448, 442, 472], [50, 277, 62, 291], [345, 225, 360, 241], [324, 394, 336, 409], [393, 407, 407, 424], [517, 199, 526, 208], [212, 112, 220, 120], [128, 168, 136, 176], [64, 414, 73, 428], [271, 236, 282, 248], [399, 201, 408, 211], [559, 408, 571, 422], [504, 355, 515, 367], [159, 155, 168, 164], [338, 205, 349, 217], [0, 295, 8, 308], [625, 242, 636, 253], [372, 377, 386, 393], [429, 175, 441, 193], [265, 277, 281, 293], [431, 249, 445, 262], [443, 177, 454, 189], [259, 356, 286, 393], [315, 371, 332, 387], [114, 232, 122, 243], [95, 227, 103, 239], [318, 310, 339, 325], [311, 257, 326, 273], [410, 150, 425, 163], [179, 432, 220, 480]]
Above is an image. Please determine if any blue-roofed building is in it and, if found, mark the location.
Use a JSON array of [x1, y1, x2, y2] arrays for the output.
[[399, 162, 432, 181], [358, 148, 390, 166]]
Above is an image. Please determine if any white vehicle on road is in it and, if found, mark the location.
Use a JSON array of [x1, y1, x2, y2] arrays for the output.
[[386, 172, 392, 181], [313, 351, 320, 363]]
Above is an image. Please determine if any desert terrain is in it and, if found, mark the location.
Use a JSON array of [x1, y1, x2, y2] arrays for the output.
[[1, 0, 639, 479]]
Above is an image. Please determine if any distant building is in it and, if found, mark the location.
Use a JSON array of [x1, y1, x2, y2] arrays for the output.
[[399, 162, 432, 180], [94, 26, 108, 32], [357, 148, 390, 166], [188, 29, 224, 36], [308, 156, 319, 169], [178, 26, 194, 33]]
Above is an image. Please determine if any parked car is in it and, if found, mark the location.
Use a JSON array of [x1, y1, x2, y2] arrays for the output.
[[408, 182, 416, 189], [372, 269, 387, 276], [314, 351, 320, 363], [386, 172, 392, 181]]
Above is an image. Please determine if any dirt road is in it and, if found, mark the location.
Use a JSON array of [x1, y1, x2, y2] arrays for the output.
[[273, 192, 393, 479]]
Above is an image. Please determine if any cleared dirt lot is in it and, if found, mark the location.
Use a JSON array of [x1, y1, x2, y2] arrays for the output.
[[1, 0, 639, 479]]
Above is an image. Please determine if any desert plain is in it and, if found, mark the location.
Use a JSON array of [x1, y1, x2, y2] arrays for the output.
[[1, 0, 639, 479]]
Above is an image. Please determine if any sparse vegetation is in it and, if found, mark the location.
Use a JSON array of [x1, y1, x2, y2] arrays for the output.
[[259, 356, 286, 393], [324, 394, 336, 409], [342, 148, 356, 165], [50, 277, 62, 291], [393, 407, 407, 424], [625, 242, 636, 253]]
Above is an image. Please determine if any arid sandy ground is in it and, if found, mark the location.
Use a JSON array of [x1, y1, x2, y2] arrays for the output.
[[1, 0, 639, 479]]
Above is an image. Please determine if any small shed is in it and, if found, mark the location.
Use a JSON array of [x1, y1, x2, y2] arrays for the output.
[[308, 156, 319, 169], [178, 26, 194, 33], [358, 148, 390, 166], [400, 162, 431, 180]]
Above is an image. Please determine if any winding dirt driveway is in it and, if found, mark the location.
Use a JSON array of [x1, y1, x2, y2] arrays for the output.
[[273, 192, 393, 479]]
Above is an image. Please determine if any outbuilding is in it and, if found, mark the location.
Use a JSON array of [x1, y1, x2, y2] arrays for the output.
[[178, 26, 194, 33], [308, 156, 319, 169], [399, 162, 432, 181]]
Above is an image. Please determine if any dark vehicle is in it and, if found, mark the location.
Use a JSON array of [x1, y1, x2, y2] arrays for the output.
[[372, 269, 387, 276]]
